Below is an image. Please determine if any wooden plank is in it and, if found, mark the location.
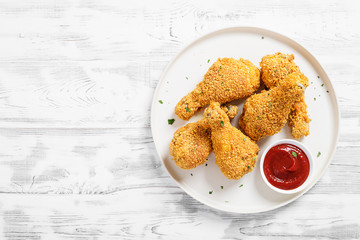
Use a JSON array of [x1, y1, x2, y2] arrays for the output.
[[0, 128, 167, 194], [0, 59, 358, 128], [0, 61, 158, 128], [0, 128, 358, 194], [0, 193, 359, 239]]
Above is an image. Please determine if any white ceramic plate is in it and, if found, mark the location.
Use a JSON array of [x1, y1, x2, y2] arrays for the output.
[[151, 27, 339, 213]]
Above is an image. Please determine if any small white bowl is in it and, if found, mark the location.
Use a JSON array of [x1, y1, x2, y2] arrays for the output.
[[260, 139, 314, 194]]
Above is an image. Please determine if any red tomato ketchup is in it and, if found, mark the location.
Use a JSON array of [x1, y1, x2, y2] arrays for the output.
[[263, 144, 310, 190]]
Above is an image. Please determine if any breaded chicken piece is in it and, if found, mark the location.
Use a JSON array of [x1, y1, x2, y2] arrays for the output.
[[239, 73, 304, 142], [260, 52, 309, 88], [175, 58, 260, 120], [169, 104, 238, 170], [204, 102, 259, 180], [260, 52, 310, 138], [288, 95, 310, 138]]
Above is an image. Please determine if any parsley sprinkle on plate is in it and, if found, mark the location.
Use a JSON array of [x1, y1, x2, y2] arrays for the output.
[[168, 119, 175, 125]]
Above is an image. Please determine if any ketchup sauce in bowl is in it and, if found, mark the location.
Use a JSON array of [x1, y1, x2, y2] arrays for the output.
[[260, 139, 314, 194]]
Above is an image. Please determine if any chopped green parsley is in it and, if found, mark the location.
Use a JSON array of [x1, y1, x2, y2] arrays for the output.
[[168, 119, 175, 125]]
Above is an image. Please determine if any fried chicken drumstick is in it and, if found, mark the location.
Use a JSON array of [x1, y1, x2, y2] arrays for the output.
[[239, 73, 305, 142], [260, 52, 310, 138], [169, 105, 238, 170], [204, 102, 259, 180], [175, 58, 260, 120]]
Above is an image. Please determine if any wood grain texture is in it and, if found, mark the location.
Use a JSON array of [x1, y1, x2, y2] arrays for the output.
[[0, 0, 359, 239], [0, 193, 359, 239]]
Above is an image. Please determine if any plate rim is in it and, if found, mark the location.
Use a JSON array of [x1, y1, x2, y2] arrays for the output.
[[150, 26, 340, 213]]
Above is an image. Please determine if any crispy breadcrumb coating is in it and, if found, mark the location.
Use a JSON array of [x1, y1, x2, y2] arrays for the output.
[[288, 95, 310, 138], [220, 104, 238, 120], [204, 102, 259, 180], [260, 52, 310, 138], [169, 104, 238, 170], [239, 73, 304, 142], [175, 58, 260, 120], [260, 52, 309, 88], [169, 120, 211, 169]]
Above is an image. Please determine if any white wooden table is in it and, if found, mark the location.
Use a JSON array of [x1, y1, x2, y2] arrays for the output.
[[0, 0, 359, 239]]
